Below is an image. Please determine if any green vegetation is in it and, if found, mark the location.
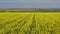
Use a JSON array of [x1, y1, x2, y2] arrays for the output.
[[0, 12, 60, 34]]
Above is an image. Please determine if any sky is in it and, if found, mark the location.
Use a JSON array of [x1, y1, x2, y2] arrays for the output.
[[0, 0, 60, 8]]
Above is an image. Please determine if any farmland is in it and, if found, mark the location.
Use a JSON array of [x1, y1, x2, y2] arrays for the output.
[[0, 12, 60, 34]]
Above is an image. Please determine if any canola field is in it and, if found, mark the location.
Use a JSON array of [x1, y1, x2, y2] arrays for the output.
[[0, 12, 60, 34]]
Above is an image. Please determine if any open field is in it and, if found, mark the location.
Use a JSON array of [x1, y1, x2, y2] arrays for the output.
[[0, 12, 60, 34]]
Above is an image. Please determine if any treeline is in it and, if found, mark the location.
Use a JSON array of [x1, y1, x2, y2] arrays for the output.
[[0, 10, 60, 12]]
